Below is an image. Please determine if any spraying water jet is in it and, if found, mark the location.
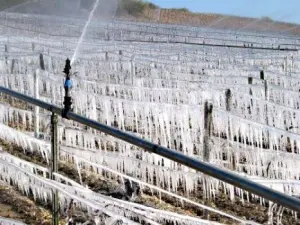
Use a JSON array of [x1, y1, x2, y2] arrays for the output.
[[71, 0, 100, 64]]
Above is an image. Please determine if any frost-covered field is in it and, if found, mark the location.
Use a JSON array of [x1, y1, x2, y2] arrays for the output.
[[0, 11, 300, 224]]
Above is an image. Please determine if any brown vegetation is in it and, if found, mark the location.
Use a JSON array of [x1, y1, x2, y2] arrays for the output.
[[0, 184, 54, 225], [120, 3, 300, 35]]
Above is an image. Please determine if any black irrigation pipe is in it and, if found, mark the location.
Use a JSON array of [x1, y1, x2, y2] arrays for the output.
[[1, 86, 300, 213], [125, 39, 299, 51]]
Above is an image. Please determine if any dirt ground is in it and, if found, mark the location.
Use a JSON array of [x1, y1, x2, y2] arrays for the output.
[[0, 139, 299, 225], [0, 184, 55, 225], [0, 203, 23, 221]]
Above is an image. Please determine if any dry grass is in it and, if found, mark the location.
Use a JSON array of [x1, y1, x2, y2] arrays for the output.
[[136, 7, 300, 35]]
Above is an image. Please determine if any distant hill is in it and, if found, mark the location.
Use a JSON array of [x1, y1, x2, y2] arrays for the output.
[[1, 0, 300, 35], [118, 1, 300, 35], [117, 0, 300, 35]]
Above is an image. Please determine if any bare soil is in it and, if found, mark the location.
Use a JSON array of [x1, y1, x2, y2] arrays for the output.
[[2, 139, 299, 225], [0, 184, 54, 225]]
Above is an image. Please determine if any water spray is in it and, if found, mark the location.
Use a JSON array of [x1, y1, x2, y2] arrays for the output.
[[71, 0, 100, 64], [62, 58, 72, 119]]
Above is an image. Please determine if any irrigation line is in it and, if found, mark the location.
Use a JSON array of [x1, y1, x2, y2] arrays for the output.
[[125, 39, 298, 51], [1, 86, 300, 213]]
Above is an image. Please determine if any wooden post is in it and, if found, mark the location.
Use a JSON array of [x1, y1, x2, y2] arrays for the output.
[[107, 31, 110, 41], [260, 70, 265, 80], [264, 79, 269, 148], [50, 113, 59, 225], [131, 56, 135, 85], [119, 50, 123, 72], [8, 49, 15, 105], [264, 79, 269, 125], [203, 101, 213, 219], [225, 89, 232, 111], [261, 71, 270, 147], [264, 80, 269, 101], [248, 77, 253, 113], [284, 56, 288, 73], [260, 71, 269, 125], [248, 77, 253, 85], [203, 102, 213, 162], [225, 89, 236, 170], [4, 44, 8, 63], [105, 24, 108, 40], [39, 53, 45, 70], [10, 59, 15, 74], [34, 71, 39, 138]]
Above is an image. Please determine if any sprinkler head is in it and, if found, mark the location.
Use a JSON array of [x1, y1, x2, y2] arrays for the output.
[[62, 58, 73, 119], [63, 58, 71, 76]]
